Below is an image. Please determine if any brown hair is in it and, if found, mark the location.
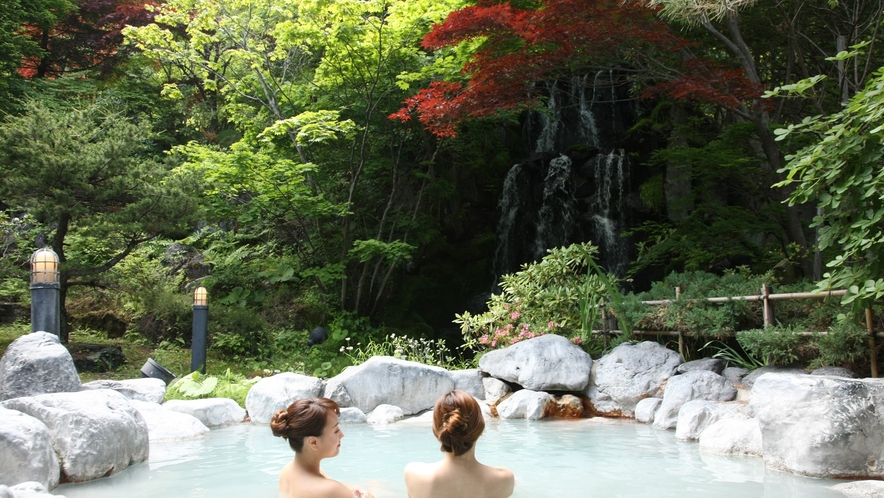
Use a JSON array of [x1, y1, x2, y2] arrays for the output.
[[433, 390, 485, 456], [270, 398, 340, 452]]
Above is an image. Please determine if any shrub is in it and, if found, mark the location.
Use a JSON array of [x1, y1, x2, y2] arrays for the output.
[[811, 321, 870, 370], [736, 326, 805, 366], [165, 370, 259, 408]]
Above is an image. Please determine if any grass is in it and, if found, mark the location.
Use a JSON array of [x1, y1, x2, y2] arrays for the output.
[[0, 323, 252, 384]]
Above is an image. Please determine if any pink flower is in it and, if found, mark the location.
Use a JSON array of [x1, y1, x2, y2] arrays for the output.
[[510, 312, 520, 320], [491, 340, 497, 347]]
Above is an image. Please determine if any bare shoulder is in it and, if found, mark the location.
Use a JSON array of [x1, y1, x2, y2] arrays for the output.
[[404, 461, 435, 478], [488, 465, 515, 496]]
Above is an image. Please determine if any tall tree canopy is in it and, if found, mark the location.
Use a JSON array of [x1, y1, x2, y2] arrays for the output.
[[0, 99, 202, 341]]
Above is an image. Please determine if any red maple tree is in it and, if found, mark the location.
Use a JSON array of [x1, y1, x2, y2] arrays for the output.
[[19, 0, 156, 79], [392, 0, 765, 137]]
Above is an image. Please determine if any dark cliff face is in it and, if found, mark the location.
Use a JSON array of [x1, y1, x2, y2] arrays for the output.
[[396, 72, 661, 337]]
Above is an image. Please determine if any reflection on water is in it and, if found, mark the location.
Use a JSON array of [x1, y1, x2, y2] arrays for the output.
[[56, 418, 842, 498]]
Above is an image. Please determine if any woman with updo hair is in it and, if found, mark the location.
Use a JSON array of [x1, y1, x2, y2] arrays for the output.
[[404, 390, 514, 498], [271, 398, 373, 498]]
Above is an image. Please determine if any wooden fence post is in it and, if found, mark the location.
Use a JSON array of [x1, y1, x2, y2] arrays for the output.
[[676, 286, 683, 358], [867, 307, 878, 378], [762, 284, 775, 327]]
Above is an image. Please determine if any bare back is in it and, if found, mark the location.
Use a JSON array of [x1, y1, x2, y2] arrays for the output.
[[404, 458, 515, 498]]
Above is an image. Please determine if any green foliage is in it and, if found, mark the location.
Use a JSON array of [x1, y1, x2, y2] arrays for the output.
[[456, 243, 617, 353], [811, 321, 870, 370], [737, 326, 804, 366], [700, 340, 764, 370], [165, 369, 259, 408], [774, 66, 884, 313], [340, 332, 470, 369], [209, 305, 270, 359]]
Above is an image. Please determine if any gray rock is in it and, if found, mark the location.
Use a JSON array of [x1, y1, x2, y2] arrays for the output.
[[479, 335, 592, 391], [751, 373, 884, 478], [245, 373, 324, 424], [810, 366, 856, 378], [722, 367, 749, 386], [4, 482, 67, 498], [450, 369, 485, 400], [587, 341, 682, 417], [482, 377, 511, 404], [1, 390, 148, 483], [653, 370, 737, 430], [0, 407, 59, 489], [830, 480, 884, 497], [698, 417, 762, 456], [741, 365, 805, 388], [677, 358, 726, 375], [366, 404, 404, 425], [163, 398, 245, 428], [80, 378, 166, 404], [338, 407, 366, 424], [496, 390, 554, 420], [674, 400, 744, 440], [634, 398, 662, 424], [323, 357, 453, 415], [129, 400, 209, 442], [0, 333, 81, 402]]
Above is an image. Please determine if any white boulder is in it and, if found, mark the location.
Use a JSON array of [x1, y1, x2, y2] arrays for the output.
[[450, 369, 485, 400], [163, 398, 245, 428], [0, 407, 59, 489], [0, 333, 81, 402], [323, 357, 453, 415], [1, 389, 148, 482], [366, 404, 404, 425], [830, 480, 884, 497], [80, 378, 166, 404], [0, 482, 66, 498], [587, 341, 681, 417], [338, 407, 366, 424], [674, 400, 744, 441], [245, 373, 324, 424], [496, 390, 554, 420], [698, 417, 762, 457], [129, 400, 209, 442], [634, 397, 662, 424], [482, 377, 511, 404], [653, 370, 737, 430], [479, 335, 592, 391], [751, 373, 884, 478]]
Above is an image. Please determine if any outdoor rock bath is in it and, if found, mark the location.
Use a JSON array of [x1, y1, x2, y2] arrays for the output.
[[2, 332, 884, 497]]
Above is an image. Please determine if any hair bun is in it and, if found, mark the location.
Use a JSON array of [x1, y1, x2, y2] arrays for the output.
[[270, 409, 289, 438]]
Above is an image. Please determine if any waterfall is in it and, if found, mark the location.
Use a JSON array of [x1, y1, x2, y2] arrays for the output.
[[590, 149, 630, 276], [533, 155, 576, 260], [492, 164, 528, 283], [534, 81, 561, 153], [577, 74, 600, 149]]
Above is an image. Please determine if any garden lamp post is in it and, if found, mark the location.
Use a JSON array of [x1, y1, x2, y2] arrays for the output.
[[191, 286, 208, 374], [30, 247, 60, 336]]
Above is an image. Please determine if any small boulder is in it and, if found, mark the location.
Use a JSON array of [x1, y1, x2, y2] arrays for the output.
[[677, 358, 726, 375], [366, 404, 404, 425], [698, 417, 762, 457], [482, 377, 511, 405], [675, 400, 744, 441], [496, 390, 554, 420], [245, 373, 324, 424], [809, 366, 856, 378], [740, 365, 804, 388], [587, 341, 681, 417], [830, 480, 884, 498], [0, 332, 81, 402], [479, 335, 592, 391], [80, 378, 166, 404], [722, 367, 749, 387], [2, 482, 67, 498], [634, 398, 662, 424], [653, 371, 737, 430], [163, 398, 246, 428], [0, 407, 59, 489], [129, 400, 209, 442], [338, 407, 366, 424]]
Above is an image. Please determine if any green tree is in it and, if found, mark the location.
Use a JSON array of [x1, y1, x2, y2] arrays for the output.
[[126, 0, 464, 317], [0, 98, 202, 341], [774, 65, 884, 312]]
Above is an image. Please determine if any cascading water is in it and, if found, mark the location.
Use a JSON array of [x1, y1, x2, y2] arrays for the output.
[[493, 71, 637, 285], [533, 155, 577, 260], [590, 149, 630, 276]]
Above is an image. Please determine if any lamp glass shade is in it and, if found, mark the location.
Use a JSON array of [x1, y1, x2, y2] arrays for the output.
[[30, 248, 59, 284], [193, 286, 208, 306]]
